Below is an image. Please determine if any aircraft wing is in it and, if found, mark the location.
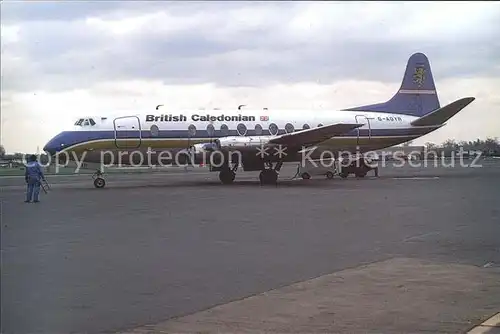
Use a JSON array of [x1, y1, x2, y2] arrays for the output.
[[268, 123, 363, 147]]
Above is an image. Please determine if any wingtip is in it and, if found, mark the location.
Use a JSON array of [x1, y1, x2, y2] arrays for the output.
[[462, 96, 476, 104]]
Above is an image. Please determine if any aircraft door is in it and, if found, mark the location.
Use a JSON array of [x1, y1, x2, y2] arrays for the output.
[[355, 115, 371, 146], [113, 116, 142, 149]]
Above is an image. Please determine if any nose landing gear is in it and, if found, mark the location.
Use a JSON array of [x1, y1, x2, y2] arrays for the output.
[[92, 170, 106, 188]]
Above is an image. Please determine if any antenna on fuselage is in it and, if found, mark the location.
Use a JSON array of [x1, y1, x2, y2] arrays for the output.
[[238, 104, 246, 110], [156, 104, 163, 110]]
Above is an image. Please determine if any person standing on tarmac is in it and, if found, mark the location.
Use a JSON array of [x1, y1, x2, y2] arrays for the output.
[[24, 154, 46, 203]]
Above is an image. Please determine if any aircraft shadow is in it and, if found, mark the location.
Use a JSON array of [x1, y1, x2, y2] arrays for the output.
[[43, 169, 494, 192], [55, 178, 368, 191]]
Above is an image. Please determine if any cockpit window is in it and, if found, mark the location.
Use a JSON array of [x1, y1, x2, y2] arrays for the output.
[[74, 118, 96, 126]]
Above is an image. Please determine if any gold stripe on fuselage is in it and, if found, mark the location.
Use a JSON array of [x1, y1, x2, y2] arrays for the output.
[[61, 136, 419, 155]]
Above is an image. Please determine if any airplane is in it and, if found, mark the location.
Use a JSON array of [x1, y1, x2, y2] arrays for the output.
[[43, 52, 475, 188]]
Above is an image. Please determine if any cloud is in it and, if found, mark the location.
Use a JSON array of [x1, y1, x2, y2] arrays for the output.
[[1, 1, 499, 152]]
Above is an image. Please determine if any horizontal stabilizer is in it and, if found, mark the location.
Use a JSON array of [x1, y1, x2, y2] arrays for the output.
[[269, 123, 363, 147], [410, 97, 475, 126]]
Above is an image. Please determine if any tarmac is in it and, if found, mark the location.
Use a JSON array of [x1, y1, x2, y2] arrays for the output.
[[1, 159, 499, 334]]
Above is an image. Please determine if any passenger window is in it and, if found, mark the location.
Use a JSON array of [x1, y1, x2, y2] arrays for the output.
[[269, 123, 278, 136], [150, 125, 159, 137], [188, 124, 197, 136], [255, 124, 263, 135], [220, 124, 229, 136], [237, 123, 247, 136], [206, 124, 215, 137]]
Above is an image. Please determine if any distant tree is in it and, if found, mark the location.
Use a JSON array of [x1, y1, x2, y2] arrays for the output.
[[12, 153, 25, 160], [457, 141, 470, 151], [442, 139, 459, 150], [39, 154, 50, 164], [430, 137, 500, 155], [484, 137, 500, 153], [425, 142, 437, 151], [471, 139, 485, 151], [0, 145, 5, 158]]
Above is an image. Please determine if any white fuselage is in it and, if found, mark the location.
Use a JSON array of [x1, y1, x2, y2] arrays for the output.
[[43, 108, 439, 167]]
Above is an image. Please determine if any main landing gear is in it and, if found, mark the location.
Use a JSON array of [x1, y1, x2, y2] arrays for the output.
[[218, 163, 238, 184], [92, 169, 106, 188], [259, 161, 282, 186], [217, 161, 283, 186]]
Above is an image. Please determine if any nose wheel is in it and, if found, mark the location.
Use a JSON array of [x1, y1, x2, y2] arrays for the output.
[[92, 170, 106, 188], [93, 177, 106, 188]]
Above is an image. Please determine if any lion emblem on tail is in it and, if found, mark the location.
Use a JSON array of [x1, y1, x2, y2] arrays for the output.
[[413, 67, 425, 87]]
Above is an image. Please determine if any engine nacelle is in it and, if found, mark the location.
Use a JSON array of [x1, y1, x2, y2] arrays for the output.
[[191, 142, 218, 154], [215, 136, 271, 150]]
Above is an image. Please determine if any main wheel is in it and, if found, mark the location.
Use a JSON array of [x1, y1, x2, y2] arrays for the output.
[[301, 172, 311, 180], [259, 169, 278, 185], [355, 165, 368, 178], [326, 171, 334, 179], [355, 170, 367, 178], [219, 170, 236, 184], [94, 177, 106, 188]]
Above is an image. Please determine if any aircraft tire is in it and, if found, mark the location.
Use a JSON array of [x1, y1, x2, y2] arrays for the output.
[[355, 168, 367, 178], [260, 170, 278, 185], [94, 177, 106, 188], [301, 172, 311, 180], [326, 171, 334, 179], [219, 170, 235, 184]]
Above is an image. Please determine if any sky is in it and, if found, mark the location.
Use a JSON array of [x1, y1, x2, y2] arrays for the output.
[[1, 1, 499, 153]]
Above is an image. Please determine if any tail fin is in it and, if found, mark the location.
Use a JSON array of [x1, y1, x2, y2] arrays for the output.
[[343, 52, 440, 117]]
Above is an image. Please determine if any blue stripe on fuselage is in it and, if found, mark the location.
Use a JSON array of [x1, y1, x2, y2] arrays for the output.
[[44, 127, 435, 154]]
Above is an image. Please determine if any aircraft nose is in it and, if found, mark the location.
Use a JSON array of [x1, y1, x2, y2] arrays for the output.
[[43, 132, 65, 155], [43, 140, 57, 156]]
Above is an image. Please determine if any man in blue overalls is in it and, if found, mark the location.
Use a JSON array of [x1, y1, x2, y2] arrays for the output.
[[25, 154, 45, 203]]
